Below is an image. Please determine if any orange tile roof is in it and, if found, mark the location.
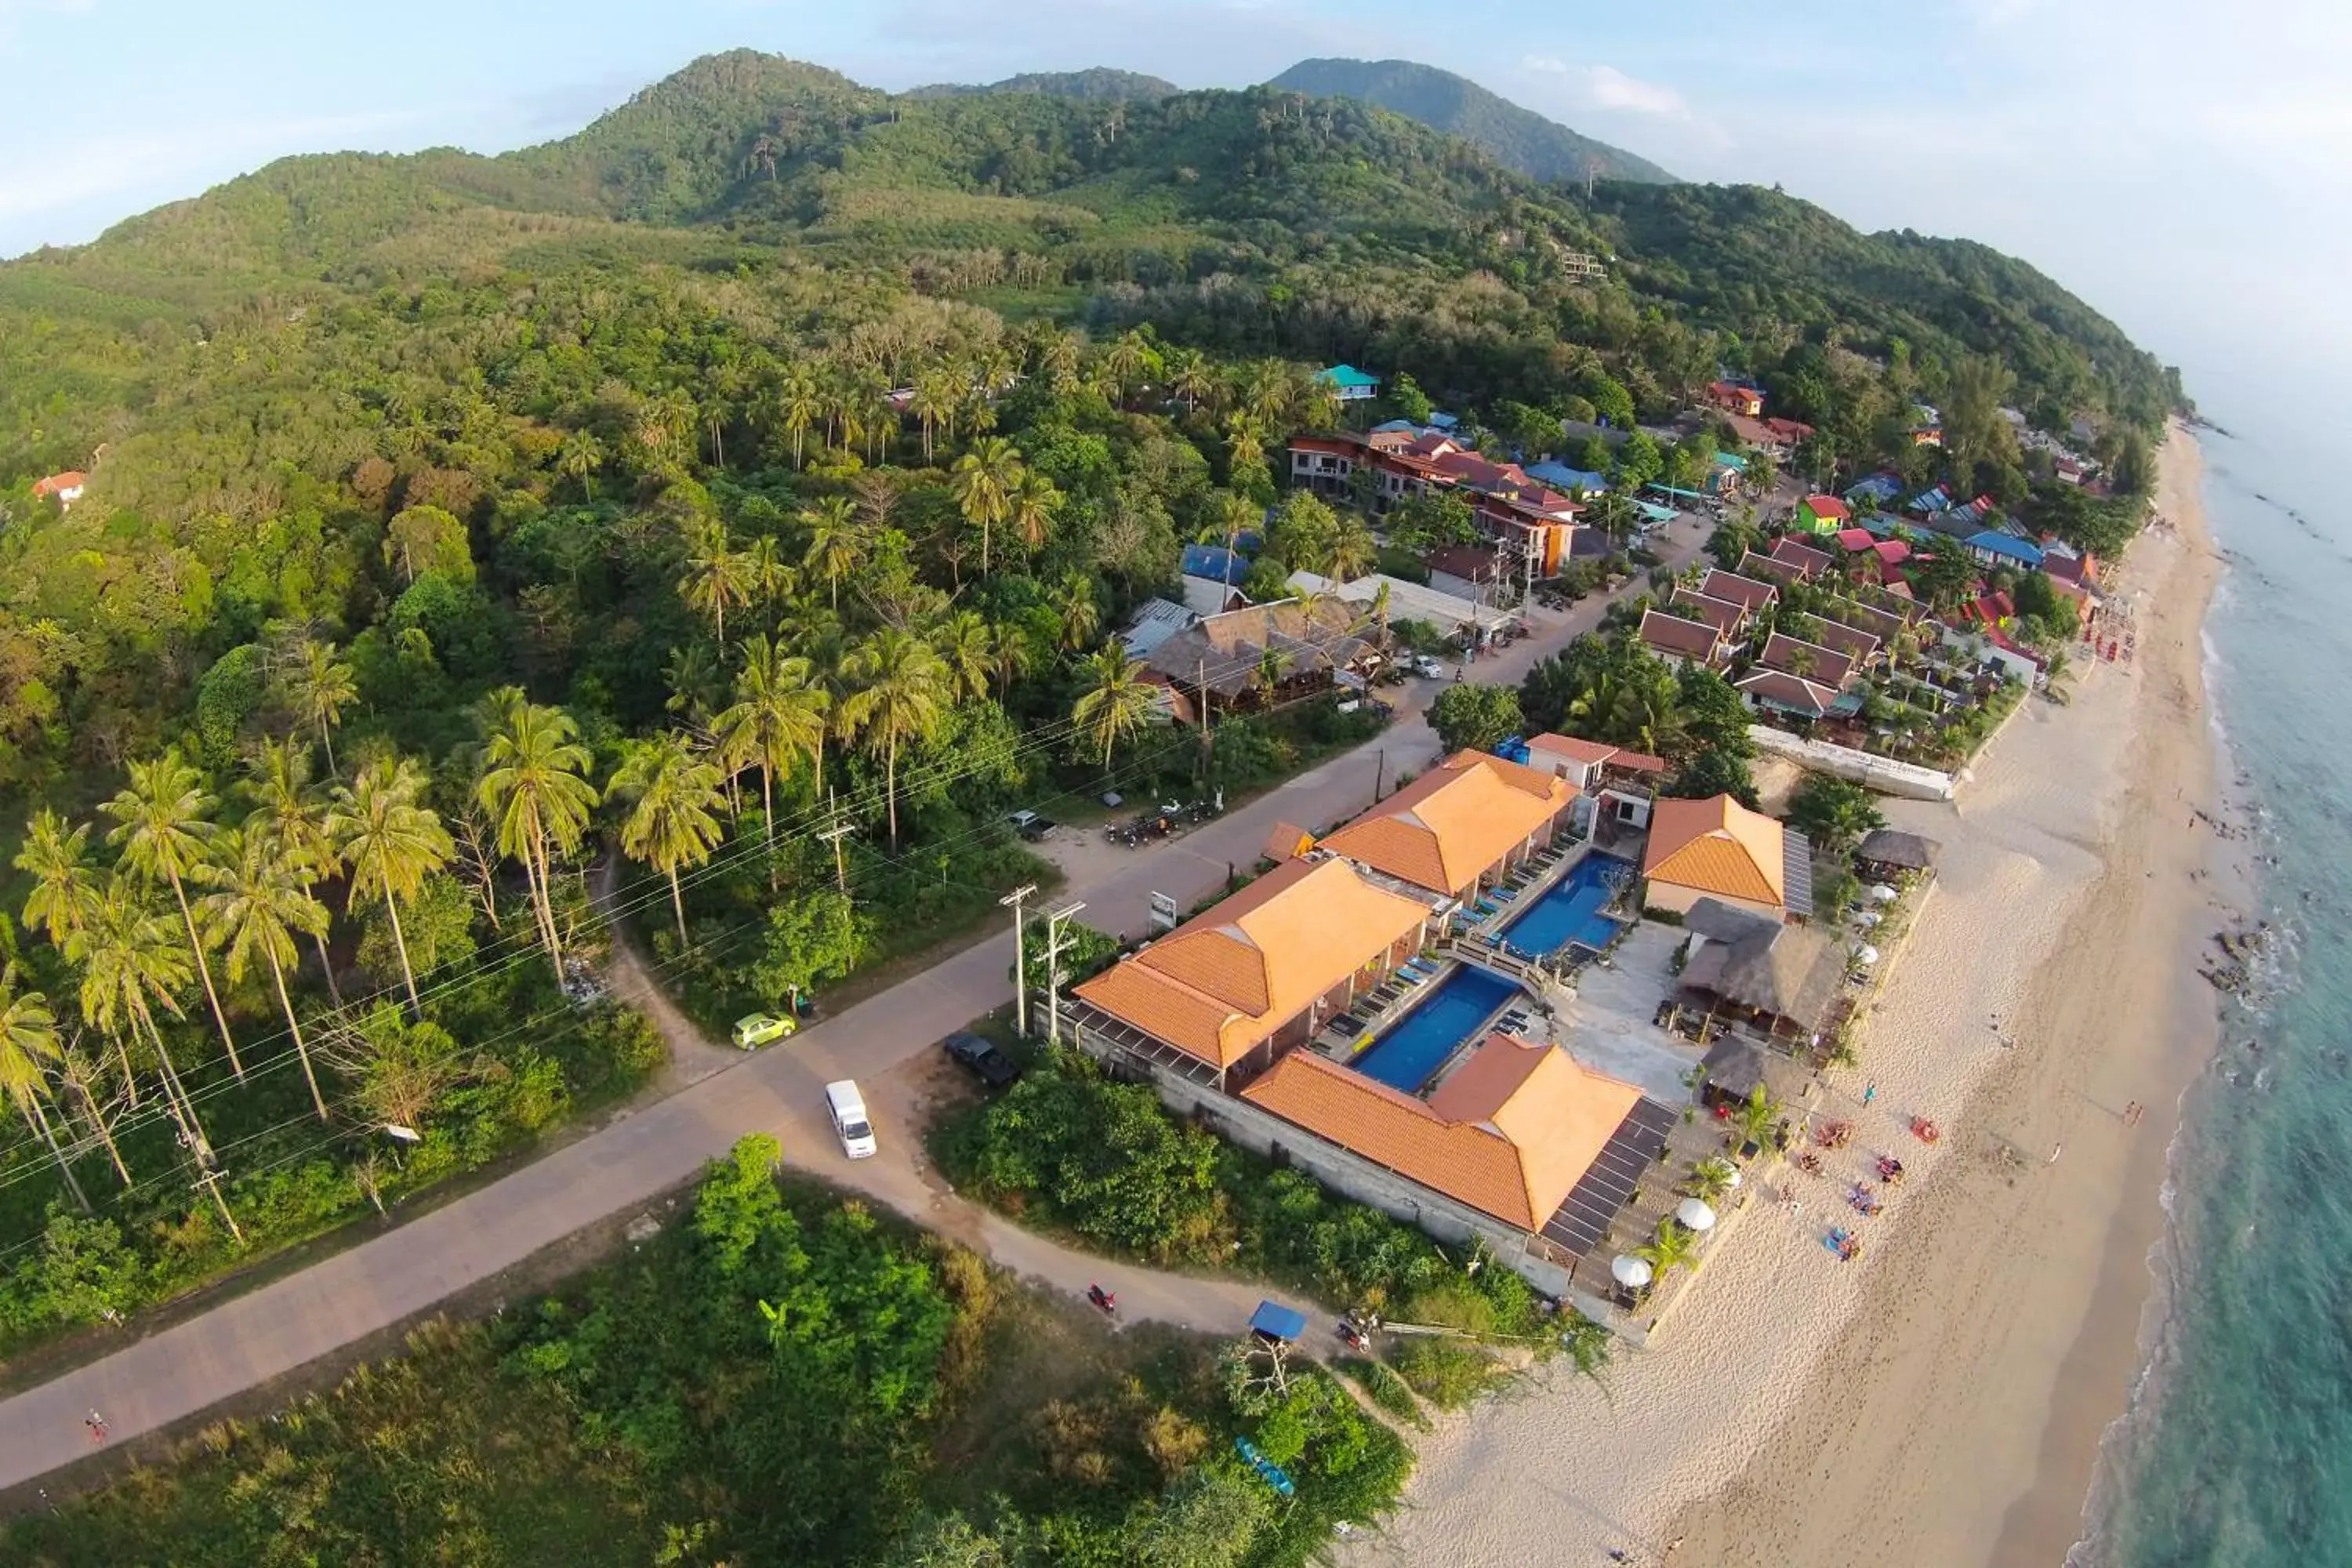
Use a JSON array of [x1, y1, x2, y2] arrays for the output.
[[1643, 793, 1787, 909], [1073, 856, 1435, 1069], [1317, 750, 1570, 897], [1243, 1040, 1645, 1229]]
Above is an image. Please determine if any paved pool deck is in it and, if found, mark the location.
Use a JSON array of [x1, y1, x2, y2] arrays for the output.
[[1559, 921, 1709, 1102]]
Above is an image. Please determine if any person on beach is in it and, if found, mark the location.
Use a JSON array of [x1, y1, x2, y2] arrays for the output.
[[1862, 1083, 1877, 1105]]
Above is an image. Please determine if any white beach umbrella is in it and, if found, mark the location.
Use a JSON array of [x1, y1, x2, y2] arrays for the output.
[[1676, 1198, 1718, 1232], [1869, 884, 1899, 905], [1610, 1254, 1653, 1288], [1854, 944, 1882, 967]]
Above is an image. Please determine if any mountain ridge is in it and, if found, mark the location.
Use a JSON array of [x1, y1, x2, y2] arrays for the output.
[[904, 67, 1178, 102], [1266, 57, 1675, 186]]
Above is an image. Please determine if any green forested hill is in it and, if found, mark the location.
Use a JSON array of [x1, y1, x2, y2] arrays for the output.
[[1266, 57, 1676, 186], [906, 67, 1180, 102]]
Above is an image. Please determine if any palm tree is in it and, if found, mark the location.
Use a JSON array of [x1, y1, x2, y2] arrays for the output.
[[1328, 517, 1375, 582], [950, 436, 1023, 574], [934, 611, 996, 704], [201, 829, 332, 1121], [1682, 1156, 1738, 1204], [1007, 468, 1061, 554], [713, 637, 830, 884], [1611, 670, 1689, 760], [776, 370, 822, 468], [18, 808, 99, 948], [1167, 347, 1213, 413], [1040, 329, 1083, 394], [739, 535, 796, 616], [1732, 1086, 1784, 1155], [103, 751, 241, 1078], [987, 619, 1036, 699], [476, 689, 600, 978], [0, 975, 83, 1211], [801, 495, 864, 612], [679, 521, 752, 643], [287, 640, 358, 776], [606, 732, 728, 945], [241, 737, 344, 1001], [1051, 572, 1101, 652], [911, 371, 953, 463], [328, 755, 454, 1014], [555, 429, 605, 500], [72, 878, 235, 1236], [837, 629, 946, 849], [1072, 645, 1158, 764], [1633, 1218, 1702, 1282]]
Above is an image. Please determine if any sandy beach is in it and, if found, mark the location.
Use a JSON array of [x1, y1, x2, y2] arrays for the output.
[[1341, 425, 2227, 1568]]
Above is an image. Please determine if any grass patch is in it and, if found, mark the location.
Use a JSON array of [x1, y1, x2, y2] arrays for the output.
[[1340, 1355, 1431, 1430]]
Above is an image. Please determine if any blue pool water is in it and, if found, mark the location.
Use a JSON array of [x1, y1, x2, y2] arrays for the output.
[[1501, 853, 1634, 956], [1349, 964, 1520, 1091]]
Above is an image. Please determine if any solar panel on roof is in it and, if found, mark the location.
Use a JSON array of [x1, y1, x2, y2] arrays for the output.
[[1540, 1098, 1676, 1258]]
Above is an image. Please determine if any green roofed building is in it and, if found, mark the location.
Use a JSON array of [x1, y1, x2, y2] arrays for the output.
[[1316, 364, 1382, 401]]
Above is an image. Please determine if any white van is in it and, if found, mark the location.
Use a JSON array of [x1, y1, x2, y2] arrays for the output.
[[825, 1080, 877, 1160]]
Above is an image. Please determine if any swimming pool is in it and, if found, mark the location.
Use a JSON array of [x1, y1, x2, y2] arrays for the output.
[[1501, 853, 1635, 956], [1349, 964, 1521, 1092]]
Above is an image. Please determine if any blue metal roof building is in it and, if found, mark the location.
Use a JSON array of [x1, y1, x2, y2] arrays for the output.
[[1181, 544, 1248, 583], [1525, 461, 1609, 493], [1965, 531, 2045, 568]]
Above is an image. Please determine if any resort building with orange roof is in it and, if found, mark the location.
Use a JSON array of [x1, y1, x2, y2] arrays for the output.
[[1072, 855, 1440, 1088], [1242, 1034, 1646, 1232], [1640, 793, 1813, 921], [1315, 750, 1573, 901]]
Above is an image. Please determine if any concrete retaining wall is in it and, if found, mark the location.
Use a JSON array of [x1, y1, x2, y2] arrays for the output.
[[1747, 725, 1957, 802]]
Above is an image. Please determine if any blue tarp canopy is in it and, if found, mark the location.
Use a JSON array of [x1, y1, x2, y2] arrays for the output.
[[1645, 482, 1708, 500], [1181, 544, 1247, 583], [1635, 500, 1679, 524], [1249, 1301, 1308, 1342]]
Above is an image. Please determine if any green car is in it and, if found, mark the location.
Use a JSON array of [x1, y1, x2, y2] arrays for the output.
[[732, 1012, 797, 1050]]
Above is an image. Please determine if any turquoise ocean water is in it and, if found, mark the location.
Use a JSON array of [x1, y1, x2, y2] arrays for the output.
[[2090, 426, 2352, 1565]]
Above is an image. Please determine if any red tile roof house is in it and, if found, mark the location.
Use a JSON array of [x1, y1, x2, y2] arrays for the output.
[[31, 471, 86, 507], [1757, 630, 1857, 690], [1524, 734, 1667, 833], [1802, 618, 1882, 670], [1697, 569, 1779, 615], [1767, 535, 1835, 581], [1706, 381, 1766, 419], [1669, 586, 1751, 640], [1638, 608, 1727, 669], [1736, 667, 1842, 724]]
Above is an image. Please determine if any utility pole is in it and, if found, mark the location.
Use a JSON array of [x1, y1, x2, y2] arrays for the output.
[[1043, 901, 1087, 1049], [1000, 883, 1038, 1038], [818, 817, 854, 896], [1374, 749, 1386, 801]]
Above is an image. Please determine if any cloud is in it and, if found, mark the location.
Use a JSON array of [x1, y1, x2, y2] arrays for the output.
[[1520, 54, 1684, 117]]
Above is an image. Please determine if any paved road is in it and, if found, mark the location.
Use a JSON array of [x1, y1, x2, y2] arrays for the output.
[[0, 513, 1710, 1495]]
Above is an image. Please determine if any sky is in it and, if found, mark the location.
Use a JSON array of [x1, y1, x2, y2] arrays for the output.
[[4, 0, 2347, 448]]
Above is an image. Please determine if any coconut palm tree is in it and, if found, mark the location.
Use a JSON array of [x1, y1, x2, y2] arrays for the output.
[[286, 639, 358, 776], [555, 429, 605, 501], [18, 808, 99, 948], [103, 750, 241, 1078], [776, 369, 822, 468], [328, 755, 454, 1014], [987, 619, 1036, 700], [201, 829, 332, 1121], [1167, 347, 1213, 413], [1732, 1085, 1784, 1154], [801, 496, 864, 612], [713, 637, 830, 884], [1050, 572, 1101, 652], [1611, 670, 1690, 760], [0, 975, 83, 1210], [1328, 517, 1375, 582], [476, 689, 601, 978], [837, 629, 946, 850], [950, 436, 1023, 574], [1633, 1218, 1702, 1282], [71, 879, 230, 1231], [934, 611, 996, 704], [678, 521, 752, 643], [241, 737, 343, 1002], [606, 732, 728, 945], [1007, 468, 1062, 554], [910, 371, 953, 463], [1072, 645, 1159, 765], [739, 535, 796, 616], [1682, 1156, 1739, 1203]]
